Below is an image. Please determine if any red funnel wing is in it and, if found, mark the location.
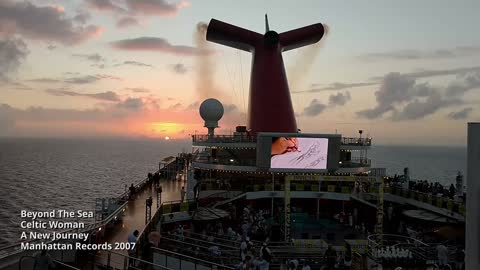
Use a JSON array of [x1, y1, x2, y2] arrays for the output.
[[279, 23, 325, 52], [206, 19, 262, 52]]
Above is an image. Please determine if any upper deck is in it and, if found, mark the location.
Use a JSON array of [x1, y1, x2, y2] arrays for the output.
[[192, 134, 372, 149], [191, 134, 372, 173]]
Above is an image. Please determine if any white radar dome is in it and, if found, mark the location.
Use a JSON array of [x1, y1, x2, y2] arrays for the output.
[[199, 98, 224, 122]]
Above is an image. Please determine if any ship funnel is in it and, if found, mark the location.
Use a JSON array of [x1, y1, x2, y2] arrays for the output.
[[206, 18, 325, 134], [199, 98, 224, 140]]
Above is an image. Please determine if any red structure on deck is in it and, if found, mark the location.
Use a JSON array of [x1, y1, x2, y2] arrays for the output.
[[206, 15, 325, 134]]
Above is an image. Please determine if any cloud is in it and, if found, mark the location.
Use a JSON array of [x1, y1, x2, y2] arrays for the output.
[[296, 82, 376, 93], [73, 10, 91, 24], [301, 66, 480, 95], [356, 72, 475, 120], [361, 46, 480, 61], [185, 101, 199, 111], [170, 63, 187, 74], [116, 17, 139, 28], [85, 0, 125, 12], [125, 0, 190, 16], [116, 60, 153, 67], [357, 73, 423, 119], [64, 74, 121, 84], [45, 89, 120, 101], [115, 97, 144, 111], [370, 66, 480, 81], [72, 53, 105, 62], [447, 107, 473, 120], [3, 81, 32, 90], [302, 99, 327, 117], [169, 102, 182, 110], [27, 74, 122, 84], [27, 78, 61, 83], [91, 63, 105, 69], [329, 92, 351, 106], [0, 38, 29, 80], [445, 72, 480, 97], [125, 87, 150, 93], [391, 92, 463, 120], [0, 0, 103, 45], [110, 37, 211, 56]]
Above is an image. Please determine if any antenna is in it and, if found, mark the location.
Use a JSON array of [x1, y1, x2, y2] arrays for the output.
[[265, 14, 270, 32]]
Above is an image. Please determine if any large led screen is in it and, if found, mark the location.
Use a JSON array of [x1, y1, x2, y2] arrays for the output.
[[270, 137, 329, 169]]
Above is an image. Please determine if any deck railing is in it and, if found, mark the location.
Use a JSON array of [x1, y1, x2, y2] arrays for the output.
[[384, 186, 465, 216], [192, 134, 372, 146], [197, 181, 465, 216]]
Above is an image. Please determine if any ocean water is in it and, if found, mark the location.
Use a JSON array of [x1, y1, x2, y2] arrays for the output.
[[369, 145, 467, 184], [0, 138, 467, 247]]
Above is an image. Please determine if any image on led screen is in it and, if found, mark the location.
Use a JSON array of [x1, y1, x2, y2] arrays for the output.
[[270, 137, 329, 169]]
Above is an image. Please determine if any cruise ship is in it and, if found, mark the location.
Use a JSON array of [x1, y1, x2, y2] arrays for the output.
[[0, 16, 473, 270]]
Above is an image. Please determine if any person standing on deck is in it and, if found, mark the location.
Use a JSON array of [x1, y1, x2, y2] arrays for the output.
[[437, 244, 449, 269], [33, 250, 55, 270], [128, 230, 139, 266], [180, 186, 186, 202]]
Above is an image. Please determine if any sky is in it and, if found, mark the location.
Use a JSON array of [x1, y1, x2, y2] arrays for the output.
[[1, 0, 479, 145]]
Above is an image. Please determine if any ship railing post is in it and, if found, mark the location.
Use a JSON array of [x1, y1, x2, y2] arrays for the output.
[[107, 251, 111, 268]]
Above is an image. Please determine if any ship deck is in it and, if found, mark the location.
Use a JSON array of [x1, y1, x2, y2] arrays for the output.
[[94, 180, 183, 269]]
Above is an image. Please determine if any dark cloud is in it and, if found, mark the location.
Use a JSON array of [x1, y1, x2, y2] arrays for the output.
[[369, 66, 480, 81], [64, 75, 100, 84], [116, 17, 139, 28], [73, 10, 92, 24], [447, 107, 474, 120], [302, 99, 327, 117], [72, 53, 105, 62], [357, 73, 437, 119], [27, 78, 61, 83], [85, 0, 126, 12], [116, 61, 153, 67], [445, 73, 480, 97], [361, 46, 480, 61], [125, 87, 150, 93], [45, 89, 120, 101], [86, 0, 189, 17], [0, 0, 103, 45], [91, 63, 106, 69], [109, 37, 211, 56], [64, 74, 121, 84], [170, 63, 187, 74], [296, 82, 376, 93], [356, 72, 476, 121], [329, 92, 351, 106], [3, 81, 32, 90], [0, 38, 29, 80], [391, 92, 464, 121], [303, 66, 480, 94], [0, 100, 148, 127], [116, 97, 144, 111], [125, 0, 189, 16]]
